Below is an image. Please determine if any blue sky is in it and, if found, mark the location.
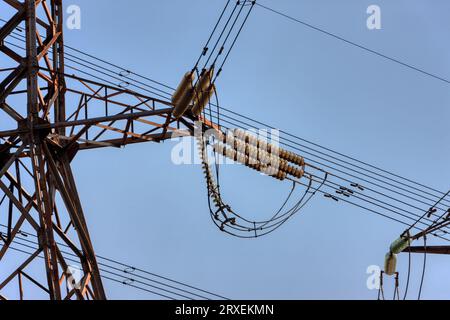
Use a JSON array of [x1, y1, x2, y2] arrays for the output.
[[1, 0, 450, 299]]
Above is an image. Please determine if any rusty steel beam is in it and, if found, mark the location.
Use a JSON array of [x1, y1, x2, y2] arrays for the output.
[[0, 107, 174, 138], [403, 246, 450, 255]]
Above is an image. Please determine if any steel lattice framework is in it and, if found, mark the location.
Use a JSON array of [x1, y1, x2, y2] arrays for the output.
[[0, 0, 196, 300]]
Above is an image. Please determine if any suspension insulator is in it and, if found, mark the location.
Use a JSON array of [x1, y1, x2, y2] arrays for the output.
[[213, 143, 286, 181], [194, 67, 214, 98], [280, 149, 305, 167], [172, 71, 195, 107], [222, 135, 304, 179], [197, 136, 222, 208], [212, 196, 221, 207], [173, 87, 194, 120], [279, 161, 305, 179], [390, 236, 411, 255], [192, 84, 216, 117], [384, 252, 397, 276], [232, 129, 305, 167]]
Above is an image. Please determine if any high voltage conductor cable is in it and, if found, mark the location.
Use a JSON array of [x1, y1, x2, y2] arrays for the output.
[[0, 225, 229, 300], [3, 242, 178, 300], [4, 209, 440, 276], [208, 112, 450, 213], [4, 34, 320, 235], [207, 118, 450, 238], [418, 236, 427, 300], [208, 114, 450, 218], [200, 151, 320, 239], [97, 263, 204, 300], [210, 0, 250, 68], [301, 177, 450, 242], [196, 128, 319, 236], [96, 253, 229, 300], [0, 226, 229, 300], [413, 189, 450, 231], [213, 1, 256, 81], [198, 111, 450, 231], [254, 3, 450, 86], [403, 245, 412, 300], [101, 274, 176, 300], [209, 0, 254, 74], [209, 122, 450, 237], [193, 0, 233, 70], [40, 37, 450, 208], [204, 96, 450, 208], [196, 125, 448, 240], [0, 234, 226, 300], [4, 23, 449, 210], [3, 239, 195, 300], [5, 1, 254, 116], [5, 9, 450, 114], [307, 172, 445, 228], [189, 0, 254, 123], [5, 33, 450, 217], [286, 176, 427, 231], [201, 0, 241, 70], [0, 17, 174, 91], [3, 62, 450, 248], [3, 35, 171, 100], [406, 188, 450, 239], [223, 133, 450, 236], [1, 23, 445, 202], [3, 37, 449, 222], [214, 107, 450, 207], [307, 174, 446, 233], [179, 0, 241, 122]]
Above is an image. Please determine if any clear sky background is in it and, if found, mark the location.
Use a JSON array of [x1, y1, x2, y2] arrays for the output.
[[1, 0, 450, 300]]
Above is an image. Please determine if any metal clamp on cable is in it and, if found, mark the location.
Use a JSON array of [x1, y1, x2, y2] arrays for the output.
[[426, 207, 437, 218], [124, 267, 136, 274], [324, 193, 339, 202], [446, 209, 450, 220], [350, 183, 365, 191], [339, 186, 354, 194], [220, 218, 237, 231]]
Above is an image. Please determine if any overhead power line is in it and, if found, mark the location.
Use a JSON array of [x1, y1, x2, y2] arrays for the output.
[[1, 5, 449, 299], [254, 2, 450, 86], [194, 0, 232, 70], [407, 189, 450, 234], [0, 224, 229, 300], [204, 117, 450, 240], [1, 48, 448, 234], [4, 27, 450, 205], [0, 12, 448, 206], [3, 242, 177, 300], [3, 26, 450, 239]]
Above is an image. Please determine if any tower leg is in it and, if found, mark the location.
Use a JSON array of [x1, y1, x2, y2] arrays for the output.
[[0, 0, 106, 300]]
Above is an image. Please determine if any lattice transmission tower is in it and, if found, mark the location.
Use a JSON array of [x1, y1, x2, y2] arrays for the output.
[[0, 0, 315, 300], [0, 0, 196, 300]]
